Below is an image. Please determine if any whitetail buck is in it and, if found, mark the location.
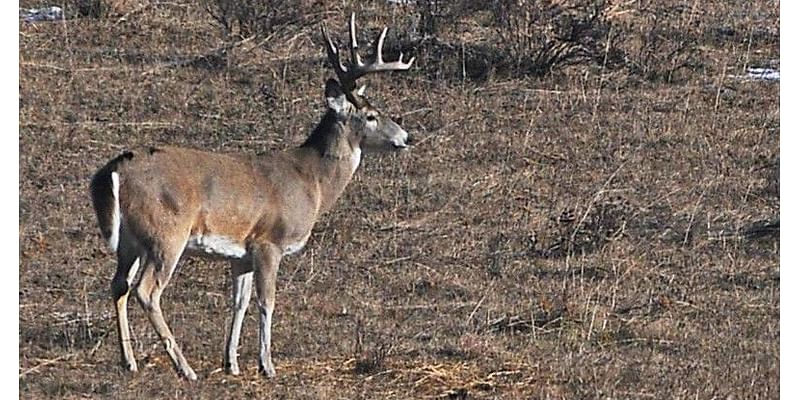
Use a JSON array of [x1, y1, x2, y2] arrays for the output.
[[89, 14, 415, 380]]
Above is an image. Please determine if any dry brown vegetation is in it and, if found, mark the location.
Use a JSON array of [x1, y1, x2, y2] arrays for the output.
[[19, 0, 779, 398]]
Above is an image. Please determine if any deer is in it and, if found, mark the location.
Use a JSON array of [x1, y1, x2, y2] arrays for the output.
[[89, 13, 415, 380]]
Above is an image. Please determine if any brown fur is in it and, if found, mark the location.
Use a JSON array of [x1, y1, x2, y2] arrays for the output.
[[113, 144, 346, 252], [91, 107, 365, 255]]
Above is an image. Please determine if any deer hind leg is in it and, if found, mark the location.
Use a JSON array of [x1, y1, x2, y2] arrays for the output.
[[135, 244, 197, 380], [252, 242, 282, 378], [224, 259, 253, 375], [110, 235, 143, 373]]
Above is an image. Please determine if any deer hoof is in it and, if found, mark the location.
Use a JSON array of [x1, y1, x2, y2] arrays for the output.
[[259, 363, 276, 378]]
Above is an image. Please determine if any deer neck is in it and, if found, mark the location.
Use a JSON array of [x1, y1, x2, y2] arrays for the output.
[[298, 110, 362, 213]]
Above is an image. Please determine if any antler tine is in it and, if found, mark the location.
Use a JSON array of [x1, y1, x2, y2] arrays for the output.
[[364, 25, 415, 73], [348, 13, 363, 67], [375, 27, 387, 64], [321, 23, 349, 83]]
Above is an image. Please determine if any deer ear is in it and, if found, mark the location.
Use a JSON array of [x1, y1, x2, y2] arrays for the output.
[[325, 79, 349, 115]]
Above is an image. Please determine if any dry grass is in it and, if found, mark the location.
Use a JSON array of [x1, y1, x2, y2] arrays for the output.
[[19, 1, 778, 398]]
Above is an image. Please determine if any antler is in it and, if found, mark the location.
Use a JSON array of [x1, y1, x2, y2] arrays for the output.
[[321, 13, 415, 92]]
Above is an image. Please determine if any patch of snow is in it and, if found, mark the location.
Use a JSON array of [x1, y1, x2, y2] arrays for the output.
[[20, 6, 63, 22], [745, 68, 779, 81]]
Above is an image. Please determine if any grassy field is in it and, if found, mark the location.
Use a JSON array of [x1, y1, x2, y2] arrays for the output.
[[19, 1, 779, 398]]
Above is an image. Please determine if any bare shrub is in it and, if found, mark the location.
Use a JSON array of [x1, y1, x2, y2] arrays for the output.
[[415, 0, 446, 38], [202, 0, 307, 41], [542, 194, 633, 258], [75, 0, 104, 18], [491, 0, 624, 75], [391, 0, 699, 81], [622, 3, 700, 82], [352, 318, 393, 375], [407, 0, 493, 37]]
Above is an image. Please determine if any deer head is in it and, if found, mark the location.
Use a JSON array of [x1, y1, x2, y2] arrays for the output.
[[321, 13, 415, 152]]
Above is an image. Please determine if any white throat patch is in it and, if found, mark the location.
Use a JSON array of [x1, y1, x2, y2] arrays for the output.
[[350, 147, 362, 174]]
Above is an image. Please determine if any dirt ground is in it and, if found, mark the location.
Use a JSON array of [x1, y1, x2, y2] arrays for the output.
[[19, 1, 779, 398]]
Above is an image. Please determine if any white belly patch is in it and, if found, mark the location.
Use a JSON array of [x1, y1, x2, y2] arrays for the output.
[[186, 234, 247, 258]]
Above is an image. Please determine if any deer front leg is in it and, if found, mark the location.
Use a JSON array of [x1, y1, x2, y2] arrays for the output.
[[252, 242, 282, 378], [224, 259, 253, 375]]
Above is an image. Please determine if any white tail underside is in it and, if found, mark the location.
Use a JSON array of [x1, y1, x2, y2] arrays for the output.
[[109, 171, 121, 252]]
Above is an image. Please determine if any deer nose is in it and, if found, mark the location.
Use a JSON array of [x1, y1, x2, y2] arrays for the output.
[[390, 132, 409, 150], [405, 133, 415, 146]]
